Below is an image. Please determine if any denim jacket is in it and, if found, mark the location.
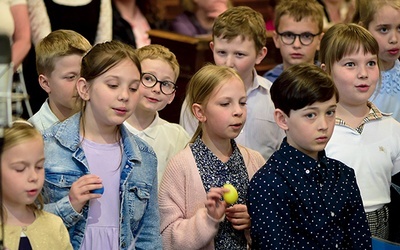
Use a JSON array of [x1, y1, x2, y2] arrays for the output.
[[42, 113, 162, 250]]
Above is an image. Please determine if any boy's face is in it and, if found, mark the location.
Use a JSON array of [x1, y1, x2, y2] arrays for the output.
[[273, 15, 322, 69], [367, 5, 400, 70], [276, 96, 337, 160], [136, 58, 176, 114], [330, 49, 379, 107], [210, 36, 266, 87], [1, 135, 45, 209], [39, 54, 82, 118]]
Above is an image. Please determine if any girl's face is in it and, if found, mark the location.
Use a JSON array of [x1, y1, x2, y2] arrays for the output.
[[367, 5, 400, 70], [198, 76, 247, 143], [330, 49, 379, 107], [79, 59, 141, 128], [1, 136, 45, 210]]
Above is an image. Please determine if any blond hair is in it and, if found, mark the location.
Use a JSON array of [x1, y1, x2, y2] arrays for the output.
[[35, 29, 92, 76], [212, 6, 266, 53], [1, 120, 44, 215], [137, 44, 180, 81], [186, 64, 243, 142], [274, 0, 324, 33], [319, 23, 380, 74]]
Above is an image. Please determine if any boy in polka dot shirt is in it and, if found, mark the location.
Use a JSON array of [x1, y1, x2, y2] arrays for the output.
[[247, 63, 371, 249]]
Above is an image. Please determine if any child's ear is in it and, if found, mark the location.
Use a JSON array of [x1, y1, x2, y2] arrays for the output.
[[76, 77, 90, 101], [209, 41, 214, 51], [321, 63, 327, 72], [274, 108, 289, 131], [315, 32, 324, 51], [255, 46, 268, 65], [166, 92, 175, 105], [38, 74, 51, 94], [192, 103, 206, 123], [272, 31, 281, 49]]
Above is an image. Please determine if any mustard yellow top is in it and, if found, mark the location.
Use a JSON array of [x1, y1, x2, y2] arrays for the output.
[[0, 210, 72, 250]]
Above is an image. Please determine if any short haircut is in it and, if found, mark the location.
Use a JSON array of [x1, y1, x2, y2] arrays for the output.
[[137, 44, 180, 82], [271, 63, 339, 116], [274, 0, 324, 33], [319, 23, 380, 75], [352, 0, 400, 27], [212, 6, 266, 52], [35, 29, 92, 76]]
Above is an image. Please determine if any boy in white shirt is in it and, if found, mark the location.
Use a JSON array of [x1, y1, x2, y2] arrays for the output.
[[124, 44, 190, 186], [180, 6, 284, 160], [28, 29, 91, 132]]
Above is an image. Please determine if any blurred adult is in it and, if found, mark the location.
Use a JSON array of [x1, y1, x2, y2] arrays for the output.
[[0, 0, 31, 71], [317, 0, 355, 30], [113, 0, 149, 48], [171, 0, 231, 37]]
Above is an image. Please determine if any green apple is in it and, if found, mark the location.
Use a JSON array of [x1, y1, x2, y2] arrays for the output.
[[223, 183, 238, 204]]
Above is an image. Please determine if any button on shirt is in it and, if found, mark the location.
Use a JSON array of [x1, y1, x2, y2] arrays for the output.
[[247, 139, 372, 250]]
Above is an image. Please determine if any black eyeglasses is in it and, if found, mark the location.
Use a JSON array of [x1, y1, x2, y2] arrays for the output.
[[140, 72, 177, 95], [276, 31, 321, 46]]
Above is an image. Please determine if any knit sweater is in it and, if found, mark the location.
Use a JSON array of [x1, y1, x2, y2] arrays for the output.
[[0, 210, 72, 250], [158, 144, 265, 250]]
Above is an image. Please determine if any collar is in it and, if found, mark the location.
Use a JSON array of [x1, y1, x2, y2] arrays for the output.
[[250, 69, 272, 93], [335, 101, 385, 133], [278, 138, 328, 178]]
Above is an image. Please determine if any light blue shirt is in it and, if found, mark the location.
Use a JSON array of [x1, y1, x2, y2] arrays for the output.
[[370, 59, 400, 122]]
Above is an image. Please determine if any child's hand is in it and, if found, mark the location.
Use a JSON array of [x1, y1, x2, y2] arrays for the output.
[[205, 187, 227, 220], [225, 204, 251, 230], [69, 174, 103, 213]]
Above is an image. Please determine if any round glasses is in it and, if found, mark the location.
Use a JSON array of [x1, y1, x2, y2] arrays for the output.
[[277, 31, 321, 46], [140, 72, 177, 95]]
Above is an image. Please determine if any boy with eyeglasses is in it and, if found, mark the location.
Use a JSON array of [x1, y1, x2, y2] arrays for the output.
[[124, 44, 190, 187], [263, 0, 324, 83]]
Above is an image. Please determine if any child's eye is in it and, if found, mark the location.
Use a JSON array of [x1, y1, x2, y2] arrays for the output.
[[220, 103, 229, 107], [15, 167, 25, 173], [344, 62, 355, 67], [327, 110, 336, 116], [108, 84, 118, 89], [240, 101, 247, 106], [305, 113, 316, 119], [235, 52, 245, 57], [378, 27, 388, 33], [367, 61, 377, 67], [217, 51, 226, 56]]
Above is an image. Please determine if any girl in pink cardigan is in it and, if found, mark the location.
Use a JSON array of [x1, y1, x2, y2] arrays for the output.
[[158, 64, 266, 249]]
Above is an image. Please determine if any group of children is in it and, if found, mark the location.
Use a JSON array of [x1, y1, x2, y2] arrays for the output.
[[1, 0, 400, 249]]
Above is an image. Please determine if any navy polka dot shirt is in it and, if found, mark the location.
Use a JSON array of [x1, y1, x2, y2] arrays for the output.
[[247, 139, 372, 249]]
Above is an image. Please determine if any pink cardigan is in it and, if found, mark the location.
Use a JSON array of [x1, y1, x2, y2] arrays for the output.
[[159, 144, 266, 250]]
